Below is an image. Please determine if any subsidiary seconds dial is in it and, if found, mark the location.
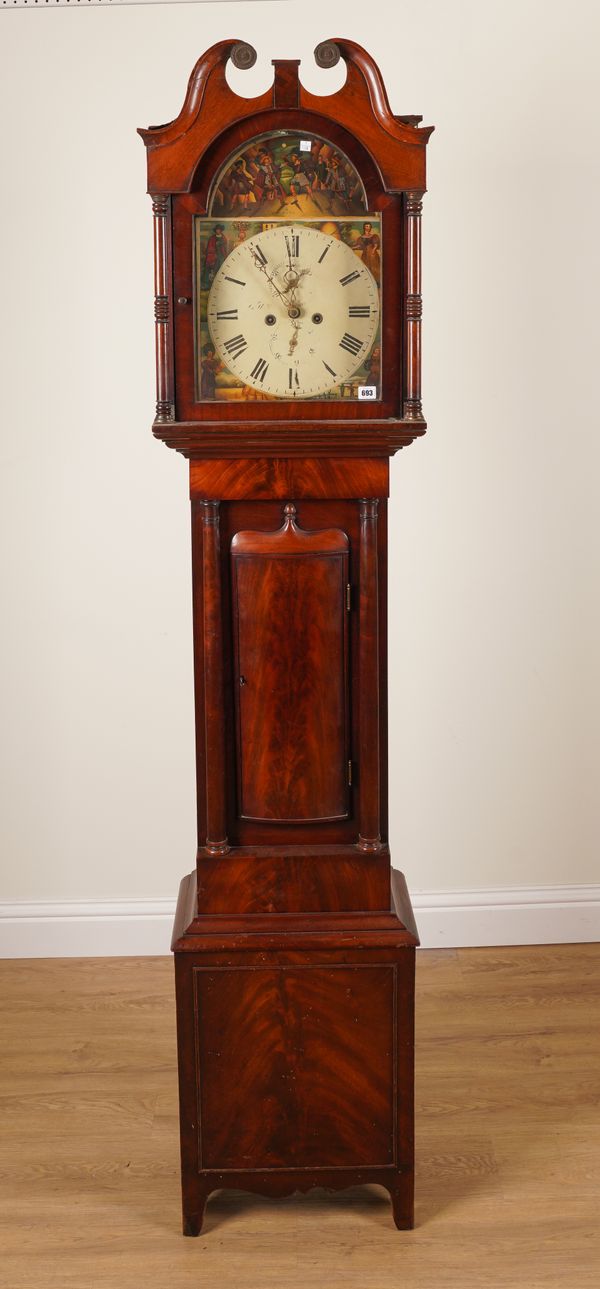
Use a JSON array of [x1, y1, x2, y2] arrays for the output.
[[206, 224, 380, 399]]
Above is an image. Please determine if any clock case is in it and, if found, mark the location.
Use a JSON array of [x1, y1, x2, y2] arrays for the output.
[[139, 39, 433, 1234]]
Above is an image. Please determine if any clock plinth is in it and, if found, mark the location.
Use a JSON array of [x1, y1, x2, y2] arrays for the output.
[[173, 867, 417, 1236], [139, 40, 433, 1233]]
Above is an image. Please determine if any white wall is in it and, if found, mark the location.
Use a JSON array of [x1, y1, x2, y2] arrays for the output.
[[1, 2, 599, 942]]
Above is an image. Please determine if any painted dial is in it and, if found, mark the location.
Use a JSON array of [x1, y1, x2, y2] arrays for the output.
[[206, 224, 380, 398]]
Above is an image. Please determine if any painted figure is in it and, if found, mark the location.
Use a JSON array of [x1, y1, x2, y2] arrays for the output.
[[202, 224, 228, 288], [363, 343, 381, 386], [230, 159, 255, 209], [200, 343, 221, 399], [325, 156, 347, 198], [270, 154, 318, 214], [254, 151, 285, 206], [357, 221, 381, 282]]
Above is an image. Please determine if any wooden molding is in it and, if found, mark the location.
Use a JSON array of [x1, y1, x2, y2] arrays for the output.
[[154, 420, 426, 460], [174, 869, 418, 951]]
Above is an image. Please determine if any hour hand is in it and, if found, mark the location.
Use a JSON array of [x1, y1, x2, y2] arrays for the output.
[[288, 327, 299, 356], [249, 250, 287, 301]]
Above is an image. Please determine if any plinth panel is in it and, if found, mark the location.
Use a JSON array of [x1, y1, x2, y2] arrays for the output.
[[193, 963, 395, 1170]]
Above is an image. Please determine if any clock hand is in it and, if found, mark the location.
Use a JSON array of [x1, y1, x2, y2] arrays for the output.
[[275, 197, 302, 214], [283, 260, 313, 351], [263, 270, 288, 301], [286, 282, 303, 354], [249, 250, 288, 303], [282, 267, 311, 293], [288, 322, 300, 356]]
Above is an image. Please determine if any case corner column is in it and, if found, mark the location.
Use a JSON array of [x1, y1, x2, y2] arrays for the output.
[[357, 497, 382, 852], [199, 499, 230, 856], [151, 193, 175, 424], [403, 190, 425, 423]]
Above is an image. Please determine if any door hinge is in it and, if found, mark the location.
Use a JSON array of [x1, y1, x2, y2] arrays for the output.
[[348, 759, 353, 787], [346, 583, 352, 611]]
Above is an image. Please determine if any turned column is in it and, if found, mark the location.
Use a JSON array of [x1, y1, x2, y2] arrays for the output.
[[357, 498, 381, 852], [151, 193, 173, 424], [404, 190, 424, 422], [200, 500, 229, 855]]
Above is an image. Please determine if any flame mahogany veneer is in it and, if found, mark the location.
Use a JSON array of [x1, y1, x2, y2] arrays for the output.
[[139, 39, 433, 1234]]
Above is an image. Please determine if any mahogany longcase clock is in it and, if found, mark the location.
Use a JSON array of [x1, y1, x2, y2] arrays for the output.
[[139, 38, 433, 1234]]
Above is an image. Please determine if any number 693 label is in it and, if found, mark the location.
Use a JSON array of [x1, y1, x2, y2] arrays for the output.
[[358, 385, 377, 400]]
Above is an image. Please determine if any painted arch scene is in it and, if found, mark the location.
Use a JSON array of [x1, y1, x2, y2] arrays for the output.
[[209, 132, 368, 219]]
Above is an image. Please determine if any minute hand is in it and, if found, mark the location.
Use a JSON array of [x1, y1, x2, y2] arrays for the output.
[[249, 251, 288, 302]]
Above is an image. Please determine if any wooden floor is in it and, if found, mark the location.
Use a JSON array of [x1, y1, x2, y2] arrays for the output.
[[1, 945, 599, 1288]]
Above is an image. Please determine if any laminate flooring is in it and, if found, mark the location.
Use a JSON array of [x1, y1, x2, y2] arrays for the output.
[[1, 945, 599, 1288]]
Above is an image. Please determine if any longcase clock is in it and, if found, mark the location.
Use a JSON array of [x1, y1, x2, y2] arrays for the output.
[[138, 38, 433, 1234]]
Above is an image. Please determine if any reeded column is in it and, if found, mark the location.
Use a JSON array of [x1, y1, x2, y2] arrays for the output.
[[151, 193, 173, 423], [357, 498, 382, 852], [200, 501, 229, 855], [404, 191, 424, 422]]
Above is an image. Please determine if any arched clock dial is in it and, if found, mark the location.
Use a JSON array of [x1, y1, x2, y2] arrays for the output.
[[206, 224, 380, 398]]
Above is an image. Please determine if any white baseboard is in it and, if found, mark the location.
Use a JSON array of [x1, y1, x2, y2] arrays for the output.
[[0, 884, 598, 958], [412, 884, 600, 949], [0, 898, 175, 959]]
